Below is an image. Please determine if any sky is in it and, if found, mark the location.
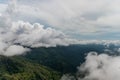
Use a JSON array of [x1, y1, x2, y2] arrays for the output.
[[0, 0, 120, 40], [0, 0, 74, 56]]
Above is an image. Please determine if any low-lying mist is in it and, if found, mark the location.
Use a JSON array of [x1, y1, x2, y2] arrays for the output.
[[61, 52, 120, 80]]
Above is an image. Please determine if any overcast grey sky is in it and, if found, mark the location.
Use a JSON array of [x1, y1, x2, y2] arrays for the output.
[[0, 0, 120, 40]]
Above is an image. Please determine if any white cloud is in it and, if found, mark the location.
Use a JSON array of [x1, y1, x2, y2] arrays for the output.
[[1, 0, 120, 56], [61, 52, 120, 80], [0, 18, 72, 56], [0, 0, 75, 56], [1, 0, 120, 37], [60, 74, 75, 80], [0, 3, 7, 13], [77, 40, 120, 47], [2, 0, 120, 36], [4, 45, 30, 56], [78, 52, 120, 80], [11, 21, 70, 47]]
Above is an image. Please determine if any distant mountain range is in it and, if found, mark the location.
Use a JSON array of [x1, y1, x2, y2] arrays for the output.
[[0, 44, 120, 80]]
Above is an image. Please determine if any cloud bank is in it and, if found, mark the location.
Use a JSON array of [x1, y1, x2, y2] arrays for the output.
[[0, 0, 73, 56], [61, 52, 120, 80], [1, 0, 120, 39], [84, 40, 120, 44], [1, 0, 120, 56]]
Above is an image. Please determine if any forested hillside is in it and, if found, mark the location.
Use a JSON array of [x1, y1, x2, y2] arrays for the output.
[[0, 44, 119, 80], [0, 56, 61, 80], [24, 44, 118, 73]]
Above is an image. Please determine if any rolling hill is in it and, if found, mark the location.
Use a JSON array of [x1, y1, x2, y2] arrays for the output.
[[0, 44, 119, 80], [0, 56, 61, 80], [24, 44, 120, 73]]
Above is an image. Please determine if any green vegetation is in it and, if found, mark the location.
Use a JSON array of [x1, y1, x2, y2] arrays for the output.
[[25, 45, 106, 73], [0, 44, 116, 80], [0, 56, 61, 80]]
